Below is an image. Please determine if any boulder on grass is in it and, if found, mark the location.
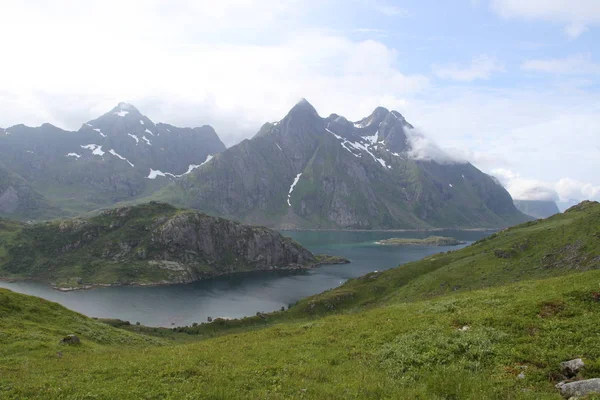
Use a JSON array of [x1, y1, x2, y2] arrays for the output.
[[59, 334, 81, 345], [559, 378, 600, 398], [560, 358, 584, 378]]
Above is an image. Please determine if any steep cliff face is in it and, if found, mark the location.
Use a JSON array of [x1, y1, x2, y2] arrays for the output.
[[0, 103, 226, 218], [0, 203, 314, 289], [164, 100, 529, 229]]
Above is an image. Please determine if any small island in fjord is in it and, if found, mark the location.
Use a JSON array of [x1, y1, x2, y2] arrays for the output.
[[375, 236, 466, 246]]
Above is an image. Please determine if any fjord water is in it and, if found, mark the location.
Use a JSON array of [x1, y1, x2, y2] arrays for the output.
[[0, 230, 490, 327]]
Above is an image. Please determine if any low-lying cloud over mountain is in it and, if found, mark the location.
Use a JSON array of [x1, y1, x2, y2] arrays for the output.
[[493, 168, 600, 203]]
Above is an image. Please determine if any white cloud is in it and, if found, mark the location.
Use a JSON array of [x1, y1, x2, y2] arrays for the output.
[[433, 55, 504, 82], [373, 3, 408, 16], [399, 84, 600, 204], [491, 0, 600, 38], [405, 128, 467, 164], [564, 22, 588, 38], [492, 169, 559, 201], [491, 169, 600, 203], [522, 54, 600, 75], [555, 178, 600, 201], [0, 2, 428, 146]]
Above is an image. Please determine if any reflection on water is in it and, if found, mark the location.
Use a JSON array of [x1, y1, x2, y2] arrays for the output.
[[0, 230, 491, 327]]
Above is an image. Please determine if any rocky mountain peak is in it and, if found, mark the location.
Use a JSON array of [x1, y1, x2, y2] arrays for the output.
[[287, 98, 320, 119], [108, 102, 142, 118]]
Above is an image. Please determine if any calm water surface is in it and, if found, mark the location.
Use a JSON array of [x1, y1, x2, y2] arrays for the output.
[[0, 230, 491, 327]]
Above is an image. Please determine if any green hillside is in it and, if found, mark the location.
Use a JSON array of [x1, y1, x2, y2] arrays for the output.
[[0, 202, 315, 289], [1, 201, 599, 399]]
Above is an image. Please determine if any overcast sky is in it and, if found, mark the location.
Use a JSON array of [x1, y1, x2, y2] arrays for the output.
[[1, 0, 599, 204]]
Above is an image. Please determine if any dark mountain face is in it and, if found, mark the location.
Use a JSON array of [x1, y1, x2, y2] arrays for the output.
[[514, 200, 561, 219], [0, 165, 61, 219], [0, 103, 226, 217], [165, 100, 529, 229]]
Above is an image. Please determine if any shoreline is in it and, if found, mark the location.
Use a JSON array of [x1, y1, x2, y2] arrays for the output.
[[0, 257, 351, 292], [278, 227, 499, 233]]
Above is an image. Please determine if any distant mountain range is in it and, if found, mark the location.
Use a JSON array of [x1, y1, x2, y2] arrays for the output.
[[0, 103, 225, 217], [0, 99, 530, 229], [151, 99, 530, 229]]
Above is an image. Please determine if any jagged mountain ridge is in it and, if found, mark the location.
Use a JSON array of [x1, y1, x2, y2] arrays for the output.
[[0, 103, 226, 217], [158, 99, 529, 229]]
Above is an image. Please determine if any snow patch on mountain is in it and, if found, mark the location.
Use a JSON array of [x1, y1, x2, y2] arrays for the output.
[[147, 155, 214, 180], [275, 143, 283, 151], [140, 120, 144, 125], [115, 110, 129, 117], [326, 125, 389, 168], [93, 128, 107, 138], [80, 144, 105, 156], [66, 153, 81, 159], [147, 169, 173, 179], [363, 130, 380, 145], [142, 136, 152, 146], [128, 133, 139, 144], [144, 128, 154, 136], [287, 173, 303, 207], [109, 149, 134, 167]]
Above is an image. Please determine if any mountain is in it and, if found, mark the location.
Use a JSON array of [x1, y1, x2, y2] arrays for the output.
[[0, 103, 226, 218], [513, 199, 560, 219], [0, 202, 318, 290], [2, 201, 600, 398], [157, 99, 529, 229], [0, 164, 62, 219]]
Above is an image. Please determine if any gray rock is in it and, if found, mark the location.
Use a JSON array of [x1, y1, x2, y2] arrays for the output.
[[517, 372, 526, 379], [559, 378, 600, 398], [561, 358, 585, 378], [59, 334, 80, 345]]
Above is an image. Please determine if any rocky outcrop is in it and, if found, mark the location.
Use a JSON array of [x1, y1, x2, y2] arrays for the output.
[[561, 358, 585, 378], [0, 202, 316, 289], [153, 212, 313, 270], [558, 379, 600, 398]]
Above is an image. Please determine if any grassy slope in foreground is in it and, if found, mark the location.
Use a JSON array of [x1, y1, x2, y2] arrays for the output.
[[1, 201, 599, 398], [2, 271, 600, 398]]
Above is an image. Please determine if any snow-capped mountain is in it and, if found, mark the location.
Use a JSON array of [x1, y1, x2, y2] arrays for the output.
[[0, 103, 225, 217], [158, 99, 529, 229]]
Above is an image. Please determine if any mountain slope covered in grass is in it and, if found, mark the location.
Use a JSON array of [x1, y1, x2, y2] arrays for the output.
[[296, 201, 600, 315], [1, 202, 599, 399]]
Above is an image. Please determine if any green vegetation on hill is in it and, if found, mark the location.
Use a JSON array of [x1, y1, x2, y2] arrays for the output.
[[0, 202, 315, 289], [297, 201, 600, 315], [0, 201, 599, 399]]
